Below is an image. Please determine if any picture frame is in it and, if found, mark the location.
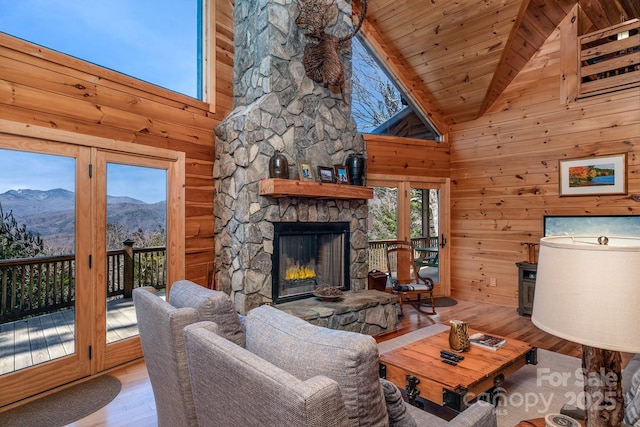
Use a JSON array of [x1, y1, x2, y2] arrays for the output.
[[334, 164, 350, 184], [558, 153, 627, 196], [317, 166, 335, 183], [297, 160, 315, 181]]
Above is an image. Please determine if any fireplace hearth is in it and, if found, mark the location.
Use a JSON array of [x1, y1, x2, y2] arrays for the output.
[[273, 222, 350, 304]]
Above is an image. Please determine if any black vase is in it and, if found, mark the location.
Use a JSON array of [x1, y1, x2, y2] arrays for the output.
[[269, 151, 289, 179], [345, 153, 366, 186]]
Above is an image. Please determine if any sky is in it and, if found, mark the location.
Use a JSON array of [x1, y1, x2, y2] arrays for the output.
[[0, 1, 195, 203], [0, 0, 198, 97], [0, 149, 167, 204]]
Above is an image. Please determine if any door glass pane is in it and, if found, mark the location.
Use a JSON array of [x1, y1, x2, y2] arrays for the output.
[[105, 163, 166, 344], [0, 149, 76, 374], [368, 186, 398, 272], [410, 188, 440, 283]]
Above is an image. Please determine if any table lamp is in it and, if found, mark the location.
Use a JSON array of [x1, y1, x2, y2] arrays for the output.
[[532, 235, 640, 427]]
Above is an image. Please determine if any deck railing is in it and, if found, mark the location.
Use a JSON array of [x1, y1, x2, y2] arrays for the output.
[[368, 236, 438, 272], [1, 244, 166, 323]]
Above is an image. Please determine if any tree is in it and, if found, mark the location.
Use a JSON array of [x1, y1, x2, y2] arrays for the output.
[[368, 187, 398, 240], [351, 37, 403, 132], [0, 202, 43, 259]]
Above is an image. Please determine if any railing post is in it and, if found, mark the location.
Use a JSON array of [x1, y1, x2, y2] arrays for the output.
[[123, 239, 135, 298]]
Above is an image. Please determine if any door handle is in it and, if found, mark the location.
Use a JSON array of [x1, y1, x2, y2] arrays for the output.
[[440, 234, 446, 248]]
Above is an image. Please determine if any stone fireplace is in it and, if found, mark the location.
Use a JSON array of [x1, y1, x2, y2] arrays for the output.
[[272, 222, 350, 304], [214, 0, 373, 316]]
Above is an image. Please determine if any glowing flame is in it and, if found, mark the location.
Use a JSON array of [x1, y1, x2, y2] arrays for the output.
[[285, 264, 316, 280]]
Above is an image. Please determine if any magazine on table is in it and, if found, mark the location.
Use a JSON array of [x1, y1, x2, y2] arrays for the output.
[[469, 333, 507, 350]]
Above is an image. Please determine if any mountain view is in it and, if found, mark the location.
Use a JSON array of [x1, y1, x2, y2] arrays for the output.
[[0, 188, 167, 252]]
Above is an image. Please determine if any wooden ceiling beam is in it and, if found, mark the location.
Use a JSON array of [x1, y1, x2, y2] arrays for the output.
[[618, 0, 640, 20], [580, 0, 627, 30], [479, 0, 576, 116]]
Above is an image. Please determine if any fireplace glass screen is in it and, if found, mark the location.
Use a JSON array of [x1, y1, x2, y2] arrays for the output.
[[272, 222, 350, 304]]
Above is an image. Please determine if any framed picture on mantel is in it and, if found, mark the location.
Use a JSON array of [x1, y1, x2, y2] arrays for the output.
[[317, 166, 335, 183], [297, 160, 314, 181]]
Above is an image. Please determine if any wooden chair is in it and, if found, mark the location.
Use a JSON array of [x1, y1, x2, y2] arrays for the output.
[[386, 240, 436, 315]]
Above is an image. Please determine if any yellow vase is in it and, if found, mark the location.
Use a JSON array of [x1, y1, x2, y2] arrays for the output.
[[449, 320, 470, 352]]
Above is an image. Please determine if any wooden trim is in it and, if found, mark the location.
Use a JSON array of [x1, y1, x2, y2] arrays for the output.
[[0, 119, 181, 162], [203, 0, 216, 113], [560, 5, 579, 105]]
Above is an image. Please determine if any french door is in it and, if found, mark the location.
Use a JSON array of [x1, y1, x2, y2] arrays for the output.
[[367, 177, 450, 296], [0, 130, 184, 407]]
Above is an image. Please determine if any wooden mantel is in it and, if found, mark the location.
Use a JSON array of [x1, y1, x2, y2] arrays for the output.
[[259, 178, 374, 200]]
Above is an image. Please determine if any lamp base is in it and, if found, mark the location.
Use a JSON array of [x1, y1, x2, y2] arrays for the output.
[[582, 345, 624, 427]]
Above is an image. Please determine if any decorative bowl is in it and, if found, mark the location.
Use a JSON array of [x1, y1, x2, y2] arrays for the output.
[[313, 286, 343, 301]]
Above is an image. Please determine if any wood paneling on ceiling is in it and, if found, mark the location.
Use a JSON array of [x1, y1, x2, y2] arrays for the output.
[[356, 0, 639, 129]]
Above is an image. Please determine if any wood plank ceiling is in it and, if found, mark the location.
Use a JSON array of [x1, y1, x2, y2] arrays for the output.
[[354, 0, 639, 132]]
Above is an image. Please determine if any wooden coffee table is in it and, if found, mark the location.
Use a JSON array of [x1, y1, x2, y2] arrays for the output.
[[379, 329, 537, 412]]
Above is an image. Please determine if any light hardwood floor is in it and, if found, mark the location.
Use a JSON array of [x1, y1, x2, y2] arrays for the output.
[[67, 299, 632, 426]]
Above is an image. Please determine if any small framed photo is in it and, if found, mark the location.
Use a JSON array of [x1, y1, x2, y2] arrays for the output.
[[317, 166, 335, 183], [297, 160, 315, 181], [559, 153, 627, 196], [334, 164, 350, 184]]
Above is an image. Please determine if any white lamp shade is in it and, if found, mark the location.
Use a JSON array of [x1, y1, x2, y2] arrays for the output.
[[532, 236, 640, 353]]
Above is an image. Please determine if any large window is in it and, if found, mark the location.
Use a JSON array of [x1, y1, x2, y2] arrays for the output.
[[352, 36, 440, 140], [0, 0, 203, 99]]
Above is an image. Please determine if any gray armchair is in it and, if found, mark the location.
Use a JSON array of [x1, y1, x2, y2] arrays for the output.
[[184, 304, 496, 427], [184, 321, 350, 427], [133, 287, 200, 427], [133, 280, 246, 427]]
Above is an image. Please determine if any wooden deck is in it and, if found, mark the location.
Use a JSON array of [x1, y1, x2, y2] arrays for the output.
[[0, 296, 144, 375]]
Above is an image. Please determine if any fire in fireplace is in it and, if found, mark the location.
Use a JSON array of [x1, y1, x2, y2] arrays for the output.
[[272, 222, 350, 304]]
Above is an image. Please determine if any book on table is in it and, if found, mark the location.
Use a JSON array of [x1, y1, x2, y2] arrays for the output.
[[469, 333, 507, 350]]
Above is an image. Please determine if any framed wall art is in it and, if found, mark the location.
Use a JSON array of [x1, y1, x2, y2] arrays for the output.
[[558, 153, 627, 196], [317, 166, 335, 183], [297, 160, 315, 181]]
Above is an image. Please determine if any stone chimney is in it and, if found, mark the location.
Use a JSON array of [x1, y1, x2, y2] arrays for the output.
[[214, 0, 369, 314]]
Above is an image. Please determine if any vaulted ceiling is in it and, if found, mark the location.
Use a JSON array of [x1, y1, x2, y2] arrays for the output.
[[353, 0, 639, 133]]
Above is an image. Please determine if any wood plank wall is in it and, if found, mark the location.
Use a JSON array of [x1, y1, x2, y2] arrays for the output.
[[365, 134, 450, 178], [0, 0, 235, 288], [448, 23, 640, 307]]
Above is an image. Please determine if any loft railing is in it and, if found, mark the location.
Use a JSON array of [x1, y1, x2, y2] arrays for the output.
[[0, 244, 166, 323], [578, 19, 639, 98]]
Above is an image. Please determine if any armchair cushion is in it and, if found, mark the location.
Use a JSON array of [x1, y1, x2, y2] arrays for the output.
[[380, 379, 417, 427], [184, 321, 350, 427], [406, 400, 497, 427], [246, 305, 388, 426], [169, 280, 245, 348], [625, 366, 640, 426]]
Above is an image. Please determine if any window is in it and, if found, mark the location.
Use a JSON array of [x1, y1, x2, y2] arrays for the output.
[[351, 36, 440, 140], [0, 0, 204, 100]]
